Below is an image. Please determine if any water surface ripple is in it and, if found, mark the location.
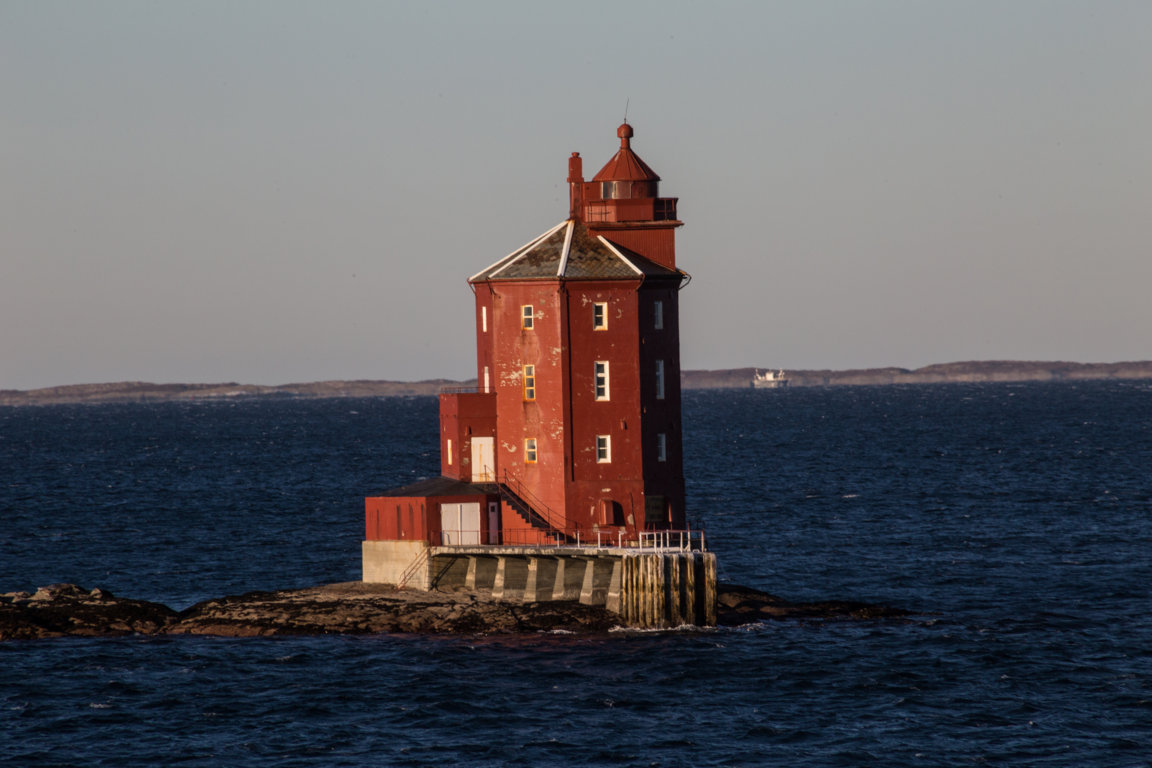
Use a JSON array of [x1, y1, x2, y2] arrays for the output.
[[2, 382, 1150, 765]]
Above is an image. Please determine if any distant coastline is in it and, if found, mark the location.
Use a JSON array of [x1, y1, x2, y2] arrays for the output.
[[682, 360, 1152, 390], [3, 361, 1151, 406]]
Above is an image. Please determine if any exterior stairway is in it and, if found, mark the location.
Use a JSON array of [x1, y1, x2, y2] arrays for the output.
[[496, 472, 573, 545]]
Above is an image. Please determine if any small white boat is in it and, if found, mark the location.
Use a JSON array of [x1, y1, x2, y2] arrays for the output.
[[752, 369, 789, 388]]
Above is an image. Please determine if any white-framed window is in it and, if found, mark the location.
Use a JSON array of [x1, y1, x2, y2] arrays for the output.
[[525, 438, 538, 463], [656, 359, 666, 400], [593, 302, 608, 330], [596, 435, 611, 463], [523, 364, 536, 401], [482, 306, 488, 332], [657, 433, 667, 462], [522, 305, 534, 330], [447, 438, 454, 465], [483, 366, 490, 393], [654, 300, 664, 330], [594, 361, 609, 401]]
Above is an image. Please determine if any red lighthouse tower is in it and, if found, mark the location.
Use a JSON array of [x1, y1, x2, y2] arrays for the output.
[[366, 124, 702, 578], [458, 122, 686, 540]]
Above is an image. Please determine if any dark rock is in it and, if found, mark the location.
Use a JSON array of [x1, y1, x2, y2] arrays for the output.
[[715, 583, 911, 625], [1, 581, 909, 640], [166, 583, 619, 636], [0, 584, 177, 640]]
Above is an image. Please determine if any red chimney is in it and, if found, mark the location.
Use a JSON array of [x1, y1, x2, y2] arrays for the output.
[[567, 152, 584, 221]]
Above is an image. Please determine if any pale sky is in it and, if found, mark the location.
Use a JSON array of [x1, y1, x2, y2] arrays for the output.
[[2, 1, 1150, 390]]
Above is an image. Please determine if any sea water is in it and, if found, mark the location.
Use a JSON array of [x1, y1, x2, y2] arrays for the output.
[[2, 382, 1150, 766]]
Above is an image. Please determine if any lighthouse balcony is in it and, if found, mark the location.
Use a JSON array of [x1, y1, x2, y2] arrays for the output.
[[584, 197, 678, 223]]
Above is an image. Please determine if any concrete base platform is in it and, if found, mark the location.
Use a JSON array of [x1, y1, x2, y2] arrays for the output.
[[363, 542, 717, 628]]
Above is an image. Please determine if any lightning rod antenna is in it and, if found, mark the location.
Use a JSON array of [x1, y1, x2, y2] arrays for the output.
[[623, 97, 630, 124]]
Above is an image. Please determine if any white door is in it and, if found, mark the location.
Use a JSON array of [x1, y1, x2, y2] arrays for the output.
[[440, 502, 481, 545], [459, 503, 480, 545], [470, 436, 495, 482]]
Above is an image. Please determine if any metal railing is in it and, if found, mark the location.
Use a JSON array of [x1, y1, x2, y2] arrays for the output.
[[422, 465, 709, 552], [637, 529, 705, 552], [439, 386, 486, 395], [430, 527, 706, 552], [498, 469, 567, 533]]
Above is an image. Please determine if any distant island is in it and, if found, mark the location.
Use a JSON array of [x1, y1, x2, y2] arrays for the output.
[[3, 360, 1151, 406], [683, 359, 1152, 389]]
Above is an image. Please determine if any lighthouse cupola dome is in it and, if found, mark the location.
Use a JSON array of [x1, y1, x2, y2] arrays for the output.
[[570, 122, 681, 269], [592, 123, 660, 199]]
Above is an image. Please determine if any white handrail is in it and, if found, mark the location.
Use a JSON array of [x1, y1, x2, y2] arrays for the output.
[[433, 527, 707, 551]]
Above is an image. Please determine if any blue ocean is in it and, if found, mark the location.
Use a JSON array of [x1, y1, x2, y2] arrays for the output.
[[2, 382, 1151, 766]]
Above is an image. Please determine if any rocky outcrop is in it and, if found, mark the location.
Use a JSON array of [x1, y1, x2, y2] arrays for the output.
[[166, 583, 619, 637], [0, 582, 908, 640], [714, 583, 910, 625], [0, 583, 621, 639], [0, 583, 177, 640]]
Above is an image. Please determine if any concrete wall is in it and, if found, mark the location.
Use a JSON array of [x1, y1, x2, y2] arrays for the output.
[[362, 540, 430, 590], [426, 547, 716, 628], [363, 540, 715, 628]]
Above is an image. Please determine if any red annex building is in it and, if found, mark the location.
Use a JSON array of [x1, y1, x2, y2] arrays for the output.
[[366, 123, 689, 549]]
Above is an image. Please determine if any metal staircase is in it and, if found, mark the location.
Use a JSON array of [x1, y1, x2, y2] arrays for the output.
[[497, 470, 573, 544]]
